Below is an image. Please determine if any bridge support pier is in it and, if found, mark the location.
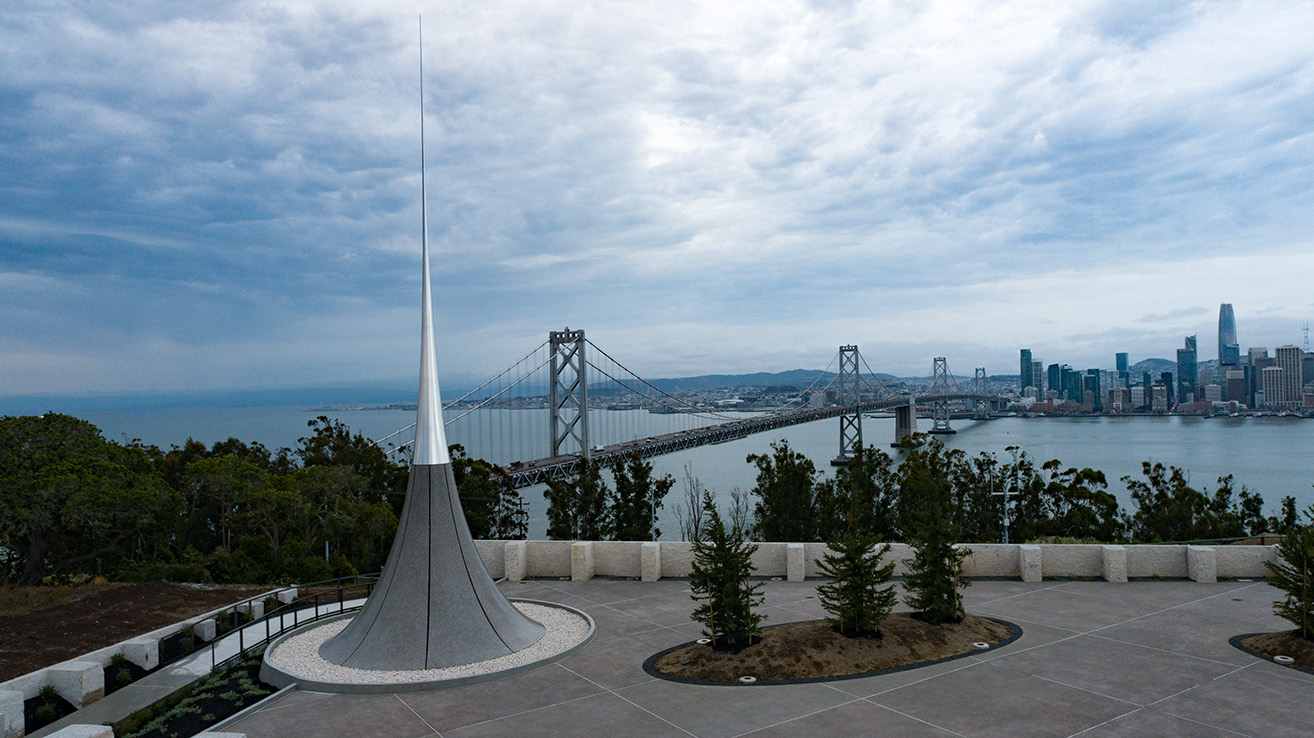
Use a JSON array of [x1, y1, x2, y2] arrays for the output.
[[892, 397, 918, 447]]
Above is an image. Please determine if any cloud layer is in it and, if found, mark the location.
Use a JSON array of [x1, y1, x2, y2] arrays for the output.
[[3, 0, 1312, 396]]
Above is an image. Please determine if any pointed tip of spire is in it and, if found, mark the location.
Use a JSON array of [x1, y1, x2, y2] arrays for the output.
[[412, 23, 449, 468]]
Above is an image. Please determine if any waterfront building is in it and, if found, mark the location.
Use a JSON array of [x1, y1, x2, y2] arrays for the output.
[[1115, 352, 1129, 388], [1085, 369, 1101, 411], [1226, 370, 1247, 405], [1151, 383, 1170, 412], [1047, 364, 1062, 399], [1177, 335, 1197, 404], [1262, 366, 1284, 409], [1032, 360, 1044, 394], [1020, 349, 1033, 394], [1218, 304, 1240, 366], [1130, 385, 1145, 408], [1275, 345, 1303, 409]]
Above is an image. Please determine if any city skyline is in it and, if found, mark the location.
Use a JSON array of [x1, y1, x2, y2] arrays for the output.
[[3, 2, 1314, 399]]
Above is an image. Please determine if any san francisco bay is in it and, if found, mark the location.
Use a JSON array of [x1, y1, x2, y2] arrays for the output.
[[79, 406, 1314, 540]]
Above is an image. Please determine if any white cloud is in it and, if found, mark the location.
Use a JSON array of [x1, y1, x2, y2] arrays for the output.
[[2, 0, 1313, 397]]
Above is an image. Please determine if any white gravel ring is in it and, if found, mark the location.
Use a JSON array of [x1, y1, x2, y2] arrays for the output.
[[261, 601, 593, 692]]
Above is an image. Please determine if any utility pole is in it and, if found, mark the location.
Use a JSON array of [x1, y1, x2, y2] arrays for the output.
[[993, 445, 1020, 544]]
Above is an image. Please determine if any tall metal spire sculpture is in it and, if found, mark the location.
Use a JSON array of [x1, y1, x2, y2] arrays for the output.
[[319, 20, 545, 670]]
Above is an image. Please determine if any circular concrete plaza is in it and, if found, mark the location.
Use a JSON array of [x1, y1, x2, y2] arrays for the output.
[[225, 578, 1314, 738]]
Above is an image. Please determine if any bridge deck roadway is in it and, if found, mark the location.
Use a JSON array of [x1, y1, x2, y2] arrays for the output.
[[506, 394, 1006, 489]]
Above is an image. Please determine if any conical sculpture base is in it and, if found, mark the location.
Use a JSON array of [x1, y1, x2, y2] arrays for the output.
[[319, 462, 545, 670]]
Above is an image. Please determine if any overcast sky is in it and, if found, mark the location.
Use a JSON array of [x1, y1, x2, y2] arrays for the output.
[[2, 0, 1312, 398]]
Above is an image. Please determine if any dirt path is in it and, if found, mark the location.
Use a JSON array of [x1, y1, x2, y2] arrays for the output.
[[0, 582, 268, 681]]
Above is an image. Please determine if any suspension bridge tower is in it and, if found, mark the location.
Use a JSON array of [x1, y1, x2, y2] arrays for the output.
[[973, 366, 989, 420], [831, 345, 863, 467], [927, 356, 958, 434], [549, 328, 590, 459]]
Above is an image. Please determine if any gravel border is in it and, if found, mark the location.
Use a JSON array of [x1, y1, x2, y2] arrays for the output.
[[259, 599, 595, 693]]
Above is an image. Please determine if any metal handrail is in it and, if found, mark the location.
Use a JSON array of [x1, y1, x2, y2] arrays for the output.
[[151, 573, 381, 673]]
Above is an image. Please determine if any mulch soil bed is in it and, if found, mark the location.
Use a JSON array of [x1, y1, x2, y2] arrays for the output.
[[23, 691, 77, 733], [104, 659, 152, 696], [1234, 630, 1314, 673], [648, 613, 1018, 685], [0, 582, 268, 681]]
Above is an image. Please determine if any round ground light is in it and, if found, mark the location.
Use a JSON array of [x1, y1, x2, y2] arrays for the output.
[[1274, 655, 1295, 665], [973, 642, 991, 650], [738, 676, 757, 684], [260, 599, 594, 694]]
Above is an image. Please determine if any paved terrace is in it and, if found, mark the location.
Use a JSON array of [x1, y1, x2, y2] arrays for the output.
[[225, 578, 1313, 738]]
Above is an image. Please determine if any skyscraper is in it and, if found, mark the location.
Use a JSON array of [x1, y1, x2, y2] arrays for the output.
[[1115, 352, 1129, 388], [1177, 335, 1197, 404], [1275, 345, 1303, 408], [1020, 349, 1033, 392], [1218, 304, 1240, 366]]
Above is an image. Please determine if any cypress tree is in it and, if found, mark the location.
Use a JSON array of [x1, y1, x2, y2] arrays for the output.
[[610, 453, 675, 541], [689, 491, 763, 649], [748, 440, 818, 541]]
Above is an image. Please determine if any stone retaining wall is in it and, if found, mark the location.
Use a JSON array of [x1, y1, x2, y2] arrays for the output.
[[479, 540, 1279, 584]]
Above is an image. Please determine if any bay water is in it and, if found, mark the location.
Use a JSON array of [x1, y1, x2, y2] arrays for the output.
[[77, 406, 1314, 541]]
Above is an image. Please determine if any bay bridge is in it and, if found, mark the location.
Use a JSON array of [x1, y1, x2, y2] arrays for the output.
[[380, 330, 1009, 489]]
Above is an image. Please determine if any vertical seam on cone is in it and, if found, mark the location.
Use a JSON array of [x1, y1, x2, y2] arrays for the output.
[[446, 468, 514, 653]]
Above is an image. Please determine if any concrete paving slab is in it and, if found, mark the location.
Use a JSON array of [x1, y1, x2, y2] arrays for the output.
[[1093, 607, 1264, 666], [224, 692, 433, 738], [869, 660, 1136, 738], [617, 678, 853, 738], [1153, 665, 1314, 738], [972, 586, 1154, 632], [1073, 706, 1249, 737], [735, 696, 959, 737], [395, 662, 603, 733], [986, 634, 1238, 705], [443, 692, 689, 738], [554, 628, 690, 691]]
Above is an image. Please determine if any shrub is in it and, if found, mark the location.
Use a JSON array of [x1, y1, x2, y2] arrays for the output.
[[1266, 502, 1314, 640], [689, 491, 763, 649]]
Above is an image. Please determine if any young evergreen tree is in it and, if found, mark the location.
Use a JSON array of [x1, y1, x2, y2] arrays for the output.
[[689, 491, 764, 649], [748, 440, 819, 541], [610, 453, 675, 541], [898, 439, 970, 624], [1266, 501, 1314, 640], [816, 535, 897, 635]]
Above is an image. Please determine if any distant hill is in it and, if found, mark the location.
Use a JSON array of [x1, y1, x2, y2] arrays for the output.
[[648, 369, 899, 392], [1128, 358, 1177, 376], [2, 369, 907, 414]]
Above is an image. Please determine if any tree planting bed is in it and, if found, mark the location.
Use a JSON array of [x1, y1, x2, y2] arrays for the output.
[[646, 613, 1020, 685], [1232, 631, 1314, 673]]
